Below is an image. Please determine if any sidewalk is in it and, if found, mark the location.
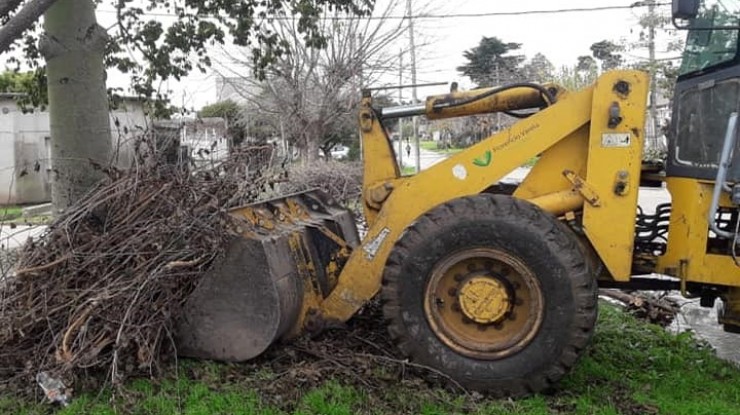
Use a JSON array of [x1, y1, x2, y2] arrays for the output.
[[0, 224, 47, 250], [397, 147, 446, 170]]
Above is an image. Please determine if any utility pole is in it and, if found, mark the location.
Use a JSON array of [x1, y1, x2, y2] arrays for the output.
[[495, 61, 501, 131], [407, 0, 420, 172], [355, 33, 365, 161], [398, 49, 404, 168], [647, 0, 660, 149]]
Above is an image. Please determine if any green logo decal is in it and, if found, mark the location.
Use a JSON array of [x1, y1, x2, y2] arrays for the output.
[[473, 150, 492, 167]]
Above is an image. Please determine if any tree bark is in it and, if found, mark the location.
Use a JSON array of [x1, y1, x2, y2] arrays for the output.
[[0, 0, 60, 53], [304, 137, 320, 163], [41, 0, 111, 213]]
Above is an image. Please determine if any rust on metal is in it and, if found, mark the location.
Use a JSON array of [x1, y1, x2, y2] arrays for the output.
[[423, 248, 544, 360], [563, 169, 601, 207]]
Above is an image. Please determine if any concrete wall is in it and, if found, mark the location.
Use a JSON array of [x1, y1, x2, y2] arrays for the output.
[[109, 102, 150, 168], [12, 111, 51, 204], [0, 101, 17, 204], [0, 97, 149, 205]]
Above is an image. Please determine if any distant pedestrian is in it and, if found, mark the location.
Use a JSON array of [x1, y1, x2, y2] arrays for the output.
[[406, 143, 411, 158]]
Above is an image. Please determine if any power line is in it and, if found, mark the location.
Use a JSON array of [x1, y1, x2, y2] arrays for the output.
[[407, 0, 420, 173], [408, 3, 672, 19], [96, 3, 671, 21]]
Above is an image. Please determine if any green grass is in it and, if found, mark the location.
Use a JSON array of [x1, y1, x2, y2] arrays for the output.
[[401, 166, 417, 175], [0, 205, 22, 221], [0, 205, 52, 225], [4, 304, 740, 414], [522, 156, 539, 168], [420, 140, 464, 155], [417, 141, 534, 163]]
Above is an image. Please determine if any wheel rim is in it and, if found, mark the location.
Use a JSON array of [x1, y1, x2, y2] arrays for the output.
[[424, 248, 544, 360]]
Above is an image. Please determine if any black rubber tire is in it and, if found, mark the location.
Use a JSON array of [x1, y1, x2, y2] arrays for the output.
[[723, 324, 740, 334], [381, 194, 598, 397]]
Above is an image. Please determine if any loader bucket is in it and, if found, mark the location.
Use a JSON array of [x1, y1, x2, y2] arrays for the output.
[[175, 190, 359, 361]]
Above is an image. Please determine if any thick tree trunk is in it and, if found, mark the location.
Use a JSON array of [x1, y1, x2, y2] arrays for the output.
[[40, 0, 110, 213], [304, 137, 320, 164]]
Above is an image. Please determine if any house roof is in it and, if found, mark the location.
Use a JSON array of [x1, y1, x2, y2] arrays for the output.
[[154, 117, 227, 128]]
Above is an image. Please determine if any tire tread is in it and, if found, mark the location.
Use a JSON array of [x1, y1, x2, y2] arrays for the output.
[[381, 194, 598, 397]]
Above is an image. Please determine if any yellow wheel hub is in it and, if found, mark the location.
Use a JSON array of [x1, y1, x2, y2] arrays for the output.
[[458, 276, 510, 324], [424, 248, 544, 360]]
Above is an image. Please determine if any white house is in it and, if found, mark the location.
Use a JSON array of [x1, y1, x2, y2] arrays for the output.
[[0, 94, 149, 204], [153, 117, 230, 169]]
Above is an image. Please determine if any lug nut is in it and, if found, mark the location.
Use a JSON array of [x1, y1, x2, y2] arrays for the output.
[[484, 261, 494, 270], [454, 273, 464, 282], [507, 312, 517, 321], [452, 303, 461, 312], [466, 263, 476, 272], [448, 288, 457, 297], [514, 298, 524, 306], [477, 324, 488, 332]]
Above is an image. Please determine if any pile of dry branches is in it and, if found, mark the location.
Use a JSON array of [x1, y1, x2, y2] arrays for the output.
[[281, 160, 362, 210], [0, 144, 281, 396], [600, 289, 680, 327], [280, 160, 364, 232]]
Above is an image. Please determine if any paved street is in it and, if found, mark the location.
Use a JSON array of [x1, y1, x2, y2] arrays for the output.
[[0, 224, 46, 250], [397, 145, 534, 183], [397, 146, 447, 170]]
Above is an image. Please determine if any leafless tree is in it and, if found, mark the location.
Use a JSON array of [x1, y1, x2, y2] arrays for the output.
[[216, 0, 432, 162]]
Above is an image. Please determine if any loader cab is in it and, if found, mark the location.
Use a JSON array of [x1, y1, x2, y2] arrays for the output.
[[670, 0, 740, 180]]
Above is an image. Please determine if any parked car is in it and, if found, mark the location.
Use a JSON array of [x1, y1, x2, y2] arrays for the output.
[[330, 145, 349, 159]]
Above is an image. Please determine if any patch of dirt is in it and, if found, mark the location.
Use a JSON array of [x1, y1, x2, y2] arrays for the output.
[[609, 387, 660, 415]]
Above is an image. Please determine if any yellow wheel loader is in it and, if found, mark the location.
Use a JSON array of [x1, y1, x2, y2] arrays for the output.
[[176, 0, 740, 396]]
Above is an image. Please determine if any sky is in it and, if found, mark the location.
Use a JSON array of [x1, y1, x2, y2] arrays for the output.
[[97, 0, 681, 110]]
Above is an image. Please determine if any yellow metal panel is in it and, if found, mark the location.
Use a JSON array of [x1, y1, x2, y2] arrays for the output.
[[514, 124, 590, 199], [359, 99, 400, 227], [528, 190, 584, 216], [657, 177, 740, 288], [319, 84, 597, 323], [582, 71, 649, 281]]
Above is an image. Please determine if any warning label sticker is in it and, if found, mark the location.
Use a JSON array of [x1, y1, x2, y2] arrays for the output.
[[601, 133, 631, 148]]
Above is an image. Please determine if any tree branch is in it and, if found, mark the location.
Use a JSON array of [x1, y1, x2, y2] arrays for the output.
[[0, 0, 60, 54], [0, 0, 23, 18]]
